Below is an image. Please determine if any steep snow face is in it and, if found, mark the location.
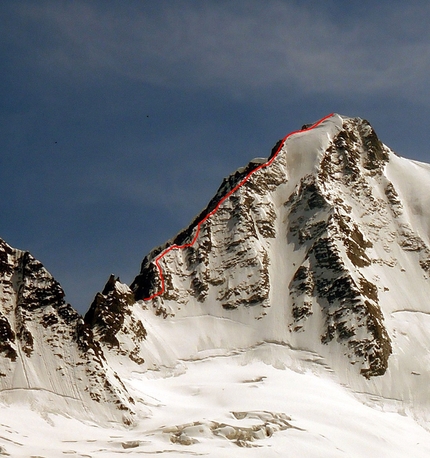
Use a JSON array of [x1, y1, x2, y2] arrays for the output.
[[0, 240, 136, 425], [284, 113, 343, 186], [120, 114, 430, 425], [385, 154, 430, 247]]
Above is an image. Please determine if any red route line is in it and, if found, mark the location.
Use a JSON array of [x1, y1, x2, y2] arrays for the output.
[[143, 113, 335, 302]]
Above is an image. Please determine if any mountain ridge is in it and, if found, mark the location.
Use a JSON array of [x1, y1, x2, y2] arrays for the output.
[[133, 113, 335, 302]]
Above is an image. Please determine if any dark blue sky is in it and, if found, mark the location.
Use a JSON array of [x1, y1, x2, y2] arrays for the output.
[[2, 1, 430, 314]]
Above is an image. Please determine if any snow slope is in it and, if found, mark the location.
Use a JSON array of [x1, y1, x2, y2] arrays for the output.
[[2, 353, 430, 457]]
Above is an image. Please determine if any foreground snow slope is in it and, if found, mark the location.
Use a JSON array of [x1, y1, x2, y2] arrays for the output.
[[2, 352, 430, 457]]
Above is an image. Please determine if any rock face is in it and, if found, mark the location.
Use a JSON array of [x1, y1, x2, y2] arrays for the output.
[[0, 240, 135, 424], [285, 118, 392, 378], [85, 275, 147, 365]]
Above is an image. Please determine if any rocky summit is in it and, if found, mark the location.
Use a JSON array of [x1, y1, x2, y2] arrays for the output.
[[2, 114, 430, 456]]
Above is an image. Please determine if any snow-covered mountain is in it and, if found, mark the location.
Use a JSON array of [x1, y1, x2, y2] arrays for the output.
[[2, 113, 430, 456]]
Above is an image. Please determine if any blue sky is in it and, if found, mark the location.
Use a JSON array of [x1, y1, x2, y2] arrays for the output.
[[2, 0, 430, 314]]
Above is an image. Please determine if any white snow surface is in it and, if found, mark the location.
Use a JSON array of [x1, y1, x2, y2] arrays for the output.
[[2, 114, 430, 456], [284, 113, 343, 185], [2, 352, 430, 457]]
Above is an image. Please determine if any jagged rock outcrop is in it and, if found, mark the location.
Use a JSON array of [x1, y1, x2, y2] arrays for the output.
[[0, 239, 135, 424], [85, 275, 147, 365]]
